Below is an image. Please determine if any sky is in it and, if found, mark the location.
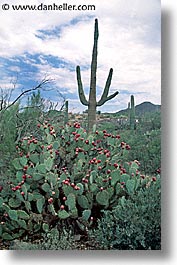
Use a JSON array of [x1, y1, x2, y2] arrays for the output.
[[0, 0, 161, 113]]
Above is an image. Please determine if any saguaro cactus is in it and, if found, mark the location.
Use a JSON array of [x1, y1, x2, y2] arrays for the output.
[[76, 19, 119, 132], [64, 100, 68, 124], [129, 95, 136, 130]]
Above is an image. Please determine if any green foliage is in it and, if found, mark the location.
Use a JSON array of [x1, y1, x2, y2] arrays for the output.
[[119, 129, 160, 175], [89, 176, 161, 250], [0, 121, 149, 241], [0, 115, 160, 251], [0, 104, 19, 181], [10, 226, 77, 250]]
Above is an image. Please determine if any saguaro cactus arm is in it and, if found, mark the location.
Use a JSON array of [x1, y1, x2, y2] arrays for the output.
[[97, 91, 119, 107], [76, 66, 89, 106], [97, 68, 119, 106]]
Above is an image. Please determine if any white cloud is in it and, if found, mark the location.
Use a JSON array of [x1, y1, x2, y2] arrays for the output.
[[0, 0, 161, 112]]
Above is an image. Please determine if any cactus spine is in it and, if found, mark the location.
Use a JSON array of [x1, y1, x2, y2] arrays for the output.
[[76, 19, 119, 132], [129, 95, 135, 130]]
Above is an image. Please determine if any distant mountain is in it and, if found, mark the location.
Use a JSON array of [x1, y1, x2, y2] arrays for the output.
[[116, 101, 161, 116]]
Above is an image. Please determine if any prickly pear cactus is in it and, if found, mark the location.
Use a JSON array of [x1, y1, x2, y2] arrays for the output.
[[0, 121, 155, 241]]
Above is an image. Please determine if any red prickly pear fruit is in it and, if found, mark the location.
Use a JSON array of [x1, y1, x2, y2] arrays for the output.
[[102, 179, 108, 183], [157, 168, 161, 174], [3, 213, 8, 218], [23, 165, 28, 171], [126, 144, 131, 150], [48, 198, 53, 204], [121, 141, 125, 147], [82, 178, 88, 183], [60, 205, 65, 210], [74, 186, 80, 190]]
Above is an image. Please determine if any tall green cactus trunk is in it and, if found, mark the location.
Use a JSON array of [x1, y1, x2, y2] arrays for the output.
[[88, 18, 98, 131], [64, 100, 68, 124], [76, 19, 119, 133], [129, 95, 136, 130]]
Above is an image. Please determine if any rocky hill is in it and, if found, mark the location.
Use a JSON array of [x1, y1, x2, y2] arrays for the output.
[[117, 101, 161, 116]]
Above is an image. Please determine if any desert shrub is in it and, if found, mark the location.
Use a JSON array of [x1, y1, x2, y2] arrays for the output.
[[10, 226, 76, 250], [89, 175, 161, 250], [117, 129, 161, 175], [0, 104, 19, 182]]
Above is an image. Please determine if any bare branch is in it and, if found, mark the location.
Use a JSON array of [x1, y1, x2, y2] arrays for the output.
[[2, 78, 51, 112]]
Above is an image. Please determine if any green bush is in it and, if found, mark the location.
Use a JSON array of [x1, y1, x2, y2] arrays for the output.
[[90, 176, 161, 250], [10, 225, 77, 250], [0, 104, 19, 182], [117, 129, 161, 175]]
